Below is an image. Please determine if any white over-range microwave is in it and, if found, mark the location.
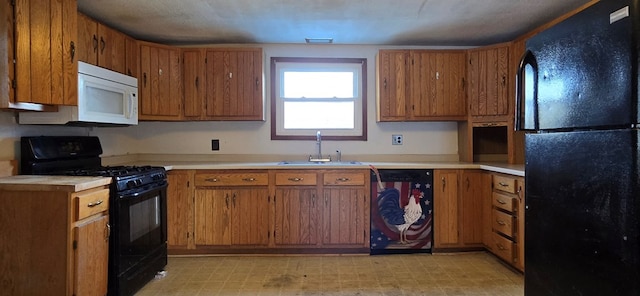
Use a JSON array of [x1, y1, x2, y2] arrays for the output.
[[19, 61, 138, 126]]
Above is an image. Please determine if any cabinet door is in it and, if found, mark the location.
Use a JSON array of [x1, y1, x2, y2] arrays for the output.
[[182, 48, 205, 118], [140, 43, 182, 119], [460, 170, 485, 246], [231, 188, 270, 245], [97, 23, 126, 73], [410, 51, 466, 119], [468, 45, 509, 117], [77, 13, 98, 65], [15, 0, 78, 105], [74, 214, 109, 296], [377, 50, 408, 121], [322, 187, 367, 246], [433, 169, 459, 247], [194, 189, 231, 246], [125, 37, 139, 77], [167, 170, 192, 250], [204, 48, 263, 120], [274, 188, 318, 246]]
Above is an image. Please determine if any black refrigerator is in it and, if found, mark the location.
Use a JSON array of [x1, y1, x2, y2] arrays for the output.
[[517, 0, 640, 295]]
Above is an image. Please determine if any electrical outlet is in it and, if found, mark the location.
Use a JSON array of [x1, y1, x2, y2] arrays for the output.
[[392, 134, 403, 145], [211, 139, 220, 151]]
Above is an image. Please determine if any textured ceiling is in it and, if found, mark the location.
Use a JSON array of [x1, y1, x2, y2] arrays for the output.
[[78, 0, 592, 46]]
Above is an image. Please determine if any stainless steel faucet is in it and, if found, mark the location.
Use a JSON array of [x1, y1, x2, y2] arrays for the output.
[[309, 131, 331, 162]]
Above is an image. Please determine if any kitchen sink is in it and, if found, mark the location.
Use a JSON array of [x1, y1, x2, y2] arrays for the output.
[[278, 161, 362, 166]]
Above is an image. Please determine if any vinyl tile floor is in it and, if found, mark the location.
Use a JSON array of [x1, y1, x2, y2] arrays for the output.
[[135, 252, 524, 296]]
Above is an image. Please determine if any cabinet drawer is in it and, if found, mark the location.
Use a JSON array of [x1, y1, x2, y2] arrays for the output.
[[492, 232, 515, 263], [323, 172, 366, 186], [76, 188, 109, 221], [492, 210, 516, 238], [493, 192, 516, 212], [275, 172, 317, 186], [493, 175, 517, 194], [195, 172, 268, 186]]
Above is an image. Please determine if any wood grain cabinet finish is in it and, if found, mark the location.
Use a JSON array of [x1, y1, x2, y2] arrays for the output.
[[0, 185, 110, 296], [204, 48, 264, 120], [138, 41, 182, 120], [77, 13, 126, 74], [167, 170, 194, 250], [13, 0, 78, 106], [434, 169, 485, 249], [273, 171, 319, 246], [193, 170, 270, 247], [377, 49, 466, 122], [321, 170, 369, 247], [467, 43, 510, 119], [487, 173, 525, 271]]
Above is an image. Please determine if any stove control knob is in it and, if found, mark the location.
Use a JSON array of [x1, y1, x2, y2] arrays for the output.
[[127, 180, 137, 188]]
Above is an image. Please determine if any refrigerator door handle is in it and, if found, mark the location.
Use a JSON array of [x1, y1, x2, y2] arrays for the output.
[[515, 49, 539, 131]]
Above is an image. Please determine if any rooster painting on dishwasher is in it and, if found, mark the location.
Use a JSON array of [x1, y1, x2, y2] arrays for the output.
[[370, 166, 433, 253]]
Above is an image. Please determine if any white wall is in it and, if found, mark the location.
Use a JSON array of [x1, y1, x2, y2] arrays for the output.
[[0, 43, 463, 162]]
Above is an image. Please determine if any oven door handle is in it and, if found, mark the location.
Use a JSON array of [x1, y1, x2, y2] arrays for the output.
[[117, 182, 168, 199]]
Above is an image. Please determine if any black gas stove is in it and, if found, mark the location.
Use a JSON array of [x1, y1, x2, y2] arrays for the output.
[[59, 165, 167, 192], [21, 136, 167, 296]]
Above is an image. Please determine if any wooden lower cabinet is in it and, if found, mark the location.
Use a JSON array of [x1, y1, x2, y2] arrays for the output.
[[486, 173, 525, 271], [193, 170, 270, 248], [273, 171, 319, 246], [433, 169, 485, 249], [168, 169, 370, 253], [0, 180, 111, 296], [322, 187, 368, 246], [167, 170, 193, 249]]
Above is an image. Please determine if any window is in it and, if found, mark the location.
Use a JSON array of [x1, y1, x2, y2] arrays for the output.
[[271, 57, 367, 140]]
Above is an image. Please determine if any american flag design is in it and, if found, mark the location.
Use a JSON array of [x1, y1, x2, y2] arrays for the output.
[[370, 181, 433, 250]]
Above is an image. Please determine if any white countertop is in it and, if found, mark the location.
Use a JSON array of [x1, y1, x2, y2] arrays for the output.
[[130, 161, 525, 176]]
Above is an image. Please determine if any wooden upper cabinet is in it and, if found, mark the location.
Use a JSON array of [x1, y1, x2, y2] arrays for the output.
[[125, 36, 139, 78], [182, 48, 206, 119], [410, 50, 466, 120], [204, 48, 264, 120], [377, 49, 466, 121], [14, 0, 78, 106], [377, 50, 409, 121], [139, 42, 182, 120], [77, 13, 126, 74], [467, 44, 510, 119]]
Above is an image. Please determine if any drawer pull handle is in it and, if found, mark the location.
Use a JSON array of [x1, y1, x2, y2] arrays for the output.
[[88, 200, 103, 207], [496, 220, 506, 226], [205, 178, 218, 182], [336, 177, 351, 182], [497, 243, 506, 250], [242, 177, 257, 182], [496, 199, 507, 204], [288, 177, 304, 182], [498, 182, 509, 187]]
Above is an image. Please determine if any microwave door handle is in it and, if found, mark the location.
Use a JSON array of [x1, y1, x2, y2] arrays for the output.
[[515, 49, 539, 131], [127, 93, 134, 119]]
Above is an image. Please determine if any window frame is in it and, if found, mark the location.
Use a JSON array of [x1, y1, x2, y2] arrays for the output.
[[270, 57, 367, 141]]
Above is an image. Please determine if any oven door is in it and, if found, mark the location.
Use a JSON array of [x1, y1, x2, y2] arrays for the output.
[[111, 181, 168, 275]]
